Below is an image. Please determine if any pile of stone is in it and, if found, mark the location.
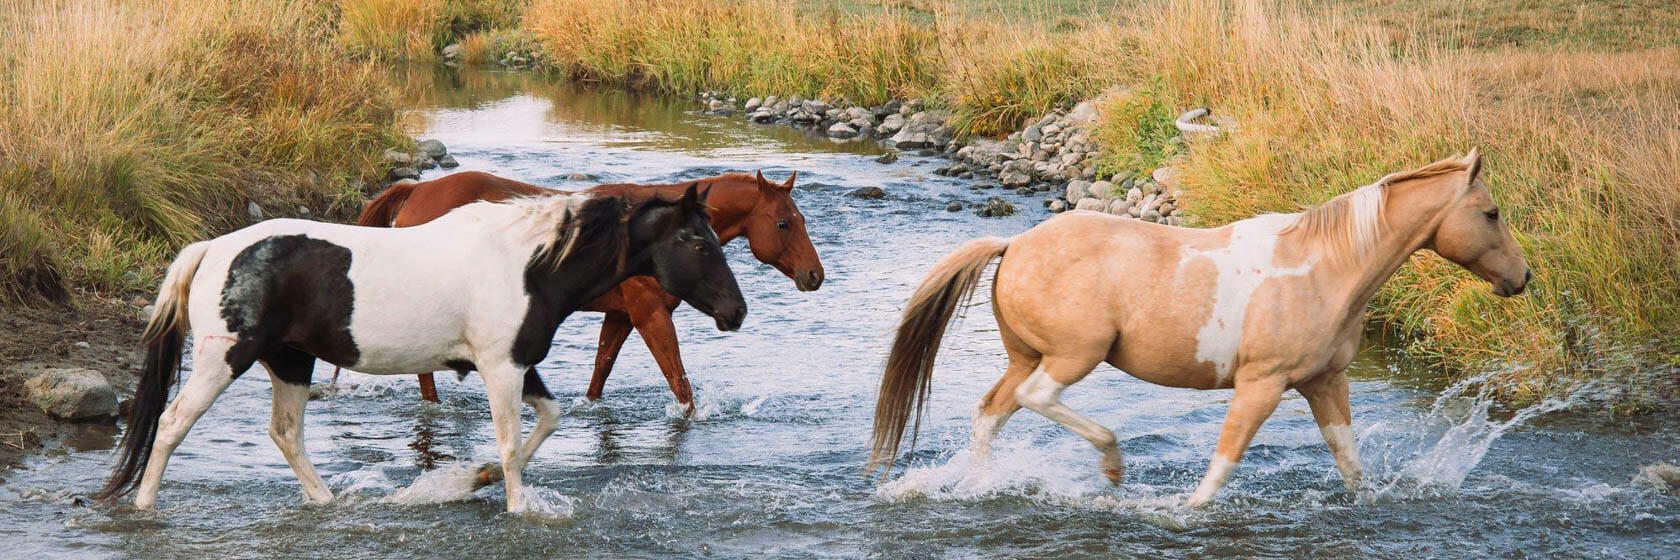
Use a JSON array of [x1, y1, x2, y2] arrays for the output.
[[1054, 165, 1189, 225], [701, 92, 959, 154], [943, 101, 1103, 194], [440, 43, 536, 69], [384, 138, 459, 182]]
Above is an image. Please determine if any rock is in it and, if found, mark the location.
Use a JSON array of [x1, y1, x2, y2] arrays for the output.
[[436, 155, 459, 169], [827, 122, 858, 138], [417, 139, 448, 158], [389, 167, 420, 181], [1067, 101, 1099, 123], [382, 148, 412, 167], [878, 114, 906, 136], [1152, 166, 1178, 189], [1088, 180, 1114, 200], [25, 368, 117, 422], [750, 109, 777, 123], [744, 97, 762, 112], [1049, 199, 1068, 212], [441, 43, 462, 60], [417, 156, 437, 170], [246, 201, 263, 220], [1108, 199, 1131, 215], [874, 151, 899, 164], [847, 186, 886, 199], [1074, 198, 1105, 212], [1023, 125, 1043, 143], [297, 205, 311, 218], [946, 202, 964, 212], [889, 129, 932, 149], [917, 149, 937, 157], [1127, 187, 1143, 203], [975, 197, 1015, 217], [1635, 462, 1680, 494], [1015, 187, 1032, 195], [567, 172, 595, 181]]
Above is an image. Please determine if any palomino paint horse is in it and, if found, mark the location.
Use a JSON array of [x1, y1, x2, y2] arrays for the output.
[[97, 186, 746, 512], [869, 150, 1531, 507], [358, 170, 822, 412]]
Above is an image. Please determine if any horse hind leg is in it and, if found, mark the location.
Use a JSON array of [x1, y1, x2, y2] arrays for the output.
[[971, 351, 1039, 463], [134, 335, 245, 509], [1014, 355, 1125, 484], [262, 347, 333, 504]]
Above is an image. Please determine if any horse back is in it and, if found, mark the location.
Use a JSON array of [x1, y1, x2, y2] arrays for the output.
[[392, 171, 555, 227]]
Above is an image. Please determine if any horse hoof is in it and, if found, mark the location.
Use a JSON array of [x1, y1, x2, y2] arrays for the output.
[[474, 464, 504, 489], [1103, 466, 1125, 485]]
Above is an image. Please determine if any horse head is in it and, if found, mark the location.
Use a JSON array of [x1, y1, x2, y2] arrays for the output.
[[629, 183, 748, 331], [1419, 148, 1532, 297], [739, 170, 824, 291]]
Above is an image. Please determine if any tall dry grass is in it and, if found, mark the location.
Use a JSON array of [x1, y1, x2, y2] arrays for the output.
[[335, 0, 525, 60], [0, 0, 402, 302]]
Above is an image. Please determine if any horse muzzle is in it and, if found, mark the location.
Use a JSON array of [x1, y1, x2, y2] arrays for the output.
[[1494, 268, 1532, 297], [713, 305, 746, 332], [795, 268, 824, 292]]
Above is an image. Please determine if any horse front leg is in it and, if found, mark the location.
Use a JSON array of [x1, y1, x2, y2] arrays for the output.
[[480, 361, 529, 512], [1297, 369, 1362, 493], [1185, 374, 1287, 508], [514, 367, 562, 472]]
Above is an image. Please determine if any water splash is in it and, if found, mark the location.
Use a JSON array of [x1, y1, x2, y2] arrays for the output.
[[383, 462, 488, 505], [1362, 373, 1599, 502]]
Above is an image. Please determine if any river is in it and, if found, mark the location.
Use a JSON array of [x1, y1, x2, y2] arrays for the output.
[[2, 67, 1675, 559]]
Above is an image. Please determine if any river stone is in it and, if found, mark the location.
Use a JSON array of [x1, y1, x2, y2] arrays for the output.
[[827, 122, 857, 138], [1088, 180, 1114, 200], [750, 109, 776, 123], [417, 139, 448, 158], [1127, 187, 1143, 202], [382, 149, 412, 166], [744, 97, 762, 112], [441, 44, 462, 60], [1108, 199, 1131, 215], [436, 155, 459, 168], [946, 202, 963, 212], [389, 167, 420, 181], [25, 368, 117, 422], [1023, 125, 1043, 143], [1152, 166, 1178, 188], [847, 186, 885, 199], [1636, 462, 1680, 494], [567, 172, 595, 181], [417, 156, 437, 170], [975, 197, 1015, 218], [1074, 198, 1105, 212], [874, 150, 899, 164], [1049, 199, 1068, 213]]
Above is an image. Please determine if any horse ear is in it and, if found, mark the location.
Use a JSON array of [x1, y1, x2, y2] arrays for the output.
[[1463, 147, 1483, 185], [779, 170, 797, 192], [681, 182, 702, 213]]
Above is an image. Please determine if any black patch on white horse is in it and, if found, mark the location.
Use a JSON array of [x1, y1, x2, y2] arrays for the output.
[[220, 234, 359, 379], [510, 196, 640, 367]]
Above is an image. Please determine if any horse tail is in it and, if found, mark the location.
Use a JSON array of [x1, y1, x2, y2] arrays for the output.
[[97, 240, 208, 500], [868, 236, 1011, 478], [358, 179, 418, 227]]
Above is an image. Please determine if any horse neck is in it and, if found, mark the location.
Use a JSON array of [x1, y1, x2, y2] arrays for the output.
[[524, 212, 644, 322], [1316, 177, 1458, 313]]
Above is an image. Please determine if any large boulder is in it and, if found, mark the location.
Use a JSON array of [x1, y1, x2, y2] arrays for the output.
[[25, 368, 117, 422]]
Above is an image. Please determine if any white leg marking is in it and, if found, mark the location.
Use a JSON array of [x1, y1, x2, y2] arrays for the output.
[[268, 373, 333, 504], [1013, 368, 1124, 482], [1186, 454, 1238, 508], [482, 364, 528, 513], [515, 395, 563, 472], [1320, 424, 1363, 492], [135, 337, 239, 510], [1180, 215, 1314, 383], [970, 403, 1014, 463]]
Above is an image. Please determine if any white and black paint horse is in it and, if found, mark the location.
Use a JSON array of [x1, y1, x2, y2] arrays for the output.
[[96, 184, 745, 512]]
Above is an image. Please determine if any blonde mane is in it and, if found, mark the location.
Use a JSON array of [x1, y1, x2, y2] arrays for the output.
[[1285, 156, 1471, 263], [448, 192, 595, 268]]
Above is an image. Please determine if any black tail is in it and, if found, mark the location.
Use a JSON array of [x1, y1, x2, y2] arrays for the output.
[[94, 328, 184, 500], [95, 240, 205, 500]]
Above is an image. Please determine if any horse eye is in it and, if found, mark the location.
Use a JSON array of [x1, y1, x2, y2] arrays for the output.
[[776, 220, 790, 230], [1485, 208, 1499, 221]]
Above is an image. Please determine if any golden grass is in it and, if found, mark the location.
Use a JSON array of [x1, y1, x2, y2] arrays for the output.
[[0, 0, 402, 302], [336, 0, 525, 60]]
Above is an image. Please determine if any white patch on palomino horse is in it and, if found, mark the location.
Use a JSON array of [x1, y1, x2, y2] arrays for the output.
[[1186, 454, 1237, 507], [1179, 214, 1314, 383], [1319, 423, 1362, 490]]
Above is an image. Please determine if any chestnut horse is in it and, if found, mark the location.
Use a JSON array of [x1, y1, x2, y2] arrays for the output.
[[869, 150, 1532, 507], [359, 170, 823, 412]]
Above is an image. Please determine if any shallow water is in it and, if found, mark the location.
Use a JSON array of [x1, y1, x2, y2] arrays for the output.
[[3, 67, 1676, 559]]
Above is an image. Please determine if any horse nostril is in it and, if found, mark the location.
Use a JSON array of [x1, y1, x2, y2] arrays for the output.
[[1524, 269, 1533, 285]]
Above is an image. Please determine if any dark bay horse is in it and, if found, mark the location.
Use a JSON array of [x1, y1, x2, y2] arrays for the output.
[[99, 186, 746, 512], [358, 170, 823, 413]]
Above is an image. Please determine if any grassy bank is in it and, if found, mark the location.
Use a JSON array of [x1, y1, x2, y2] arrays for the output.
[[0, 0, 404, 303], [517, 0, 1678, 404]]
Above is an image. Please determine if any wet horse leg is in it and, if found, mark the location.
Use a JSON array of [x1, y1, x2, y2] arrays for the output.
[[627, 300, 692, 415], [481, 360, 530, 512], [262, 349, 333, 504], [1296, 370, 1362, 493], [971, 346, 1040, 462], [1185, 373, 1288, 507], [417, 373, 439, 403], [585, 311, 634, 401], [134, 335, 244, 510], [514, 367, 562, 472], [1014, 355, 1125, 484]]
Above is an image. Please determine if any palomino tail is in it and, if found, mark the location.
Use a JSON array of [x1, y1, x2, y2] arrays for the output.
[[868, 236, 1011, 478], [96, 241, 208, 500], [357, 179, 418, 227]]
